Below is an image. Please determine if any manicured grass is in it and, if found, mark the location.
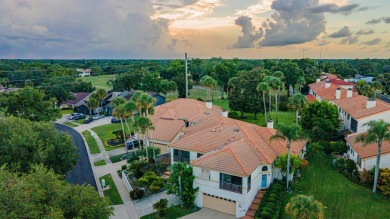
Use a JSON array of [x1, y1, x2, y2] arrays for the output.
[[73, 119, 86, 125], [165, 86, 225, 102], [82, 130, 100, 154], [80, 74, 115, 90], [99, 174, 123, 205], [91, 120, 133, 151], [109, 153, 127, 163], [140, 205, 198, 219], [94, 160, 106, 166], [63, 121, 79, 127], [282, 152, 390, 219], [60, 109, 74, 115]]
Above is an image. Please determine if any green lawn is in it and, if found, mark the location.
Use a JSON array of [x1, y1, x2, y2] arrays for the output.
[[91, 120, 133, 151], [99, 174, 123, 205], [109, 153, 127, 163], [80, 74, 115, 90], [82, 130, 100, 154], [73, 118, 86, 125], [282, 152, 390, 219], [94, 160, 106, 166], [60, 109, 74, 115], [63, 121, 79, 127], [165, 86, 225, 102], [140, 205, 198, 219]]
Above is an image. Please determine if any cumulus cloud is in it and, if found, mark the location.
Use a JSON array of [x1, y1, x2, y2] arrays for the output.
[[356, 29, 374, 35], [366, 17, 390, 24], [328, 26, 351, 38], [0, 0, 173, 58], [259, 0, 326, 47], [232, 16, 263, 48], [362, 38, 381, 45], [340, 36, 359, 45]]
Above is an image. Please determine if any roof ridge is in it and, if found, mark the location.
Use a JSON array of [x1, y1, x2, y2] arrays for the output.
[[229, 144, 248, 175], [191, 142, 233, 164], [257, 127, 279, 163]]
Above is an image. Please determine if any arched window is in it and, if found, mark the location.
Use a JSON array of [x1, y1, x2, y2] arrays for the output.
[[262, 166, 268, 171]]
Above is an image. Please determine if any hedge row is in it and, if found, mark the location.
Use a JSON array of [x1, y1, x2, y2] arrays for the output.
[[255, 181, 285, 219]]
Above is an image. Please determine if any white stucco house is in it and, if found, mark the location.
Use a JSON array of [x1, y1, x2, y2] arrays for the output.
[[76, 68, 91, 77], [169, 116, 307, 218], [345, 132, 390, 170]]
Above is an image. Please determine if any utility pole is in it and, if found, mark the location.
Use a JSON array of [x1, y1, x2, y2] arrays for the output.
[[185, 53, 188, 98]]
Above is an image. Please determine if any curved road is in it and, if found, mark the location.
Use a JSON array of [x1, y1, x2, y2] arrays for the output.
[[55, 123, 97, 190]]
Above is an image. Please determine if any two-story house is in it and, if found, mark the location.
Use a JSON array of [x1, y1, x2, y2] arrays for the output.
[[170, 116, 307, 218]]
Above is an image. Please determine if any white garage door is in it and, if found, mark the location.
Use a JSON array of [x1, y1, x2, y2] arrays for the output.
[[203, 193, 236, 216]]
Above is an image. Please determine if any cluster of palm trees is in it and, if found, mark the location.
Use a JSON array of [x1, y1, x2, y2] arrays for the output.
[[355, 80, 383, 98], [87, 88, 107, 115], [111, 91, 157, 164]]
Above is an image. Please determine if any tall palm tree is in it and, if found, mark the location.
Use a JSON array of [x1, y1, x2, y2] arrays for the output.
[[123, 101, 137, 147], [112, 105, 127, 152], [355, 119, 390, 193], [111, 97, 126, 108], [257, 82, 270, 122], [132, 91, 144, 114], [285, 195, 324, 219], [134, 116, 155, 165], [268, 76, 283, 124], [370, 81, 383, 98], [297, 76, 306, 93], [271, 123, 306, 191], [95, 89, 107, 113], [264, 76, 274, 117], [288, 94, 308, 125], [140, 94, 156, 116], [200, 75, 217, 102], [87, 97, 100, 115]]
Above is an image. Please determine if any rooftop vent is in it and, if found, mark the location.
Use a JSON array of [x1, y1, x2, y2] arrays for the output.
[[211, 128, 217, 132], [233, 128, 240, 132]]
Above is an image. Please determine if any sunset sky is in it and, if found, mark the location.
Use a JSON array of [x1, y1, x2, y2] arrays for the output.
[[0, 0, 389, 59]]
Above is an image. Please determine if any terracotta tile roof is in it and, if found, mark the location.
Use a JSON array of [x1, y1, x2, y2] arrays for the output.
[[345, 132, 390, 159], [334, 96, 390, 119], [147, 99, 222, 143], [321, 73, 338, 80], [330, 79, 354, 86], [172, 117, 307, 177], [305, 94, 316, 103], [308, 81, 357, 101], [63, 92, 91, 105]]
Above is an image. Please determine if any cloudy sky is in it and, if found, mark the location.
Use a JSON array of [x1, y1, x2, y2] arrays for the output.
[[0, 0, 389, 59]]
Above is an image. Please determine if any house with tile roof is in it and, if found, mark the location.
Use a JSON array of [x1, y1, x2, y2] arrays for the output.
[[61, 92, 92, 109], [76, 68, 91, 77], [308, 79, 357, 103], [334, 96, 390, 134], [345, 130, 390, 170], [169, 115, 307, 218]]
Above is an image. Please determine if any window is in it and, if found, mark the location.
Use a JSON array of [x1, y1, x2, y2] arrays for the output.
[[247, 175, 251, 192], [262, 166, 268, 171], [357, 155, 361, 167], [347, 114, 350, 120], [201, 169, 210, 179], [197, 153, 203, 158], [173, 149, 190, 163], [350, 118, 358, 133], [220, 173, 242, 194]]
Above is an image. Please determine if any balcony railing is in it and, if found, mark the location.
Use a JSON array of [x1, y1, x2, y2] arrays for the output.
[[219, 182, 242, 194], [173, 156, 190, 163]]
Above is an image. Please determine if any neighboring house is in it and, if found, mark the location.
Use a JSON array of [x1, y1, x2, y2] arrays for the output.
[[103, 90, 166, 116], [308, 79, 357, 103], [145, 99, 222, 153], [353, 74, 374, 83], [334, 95, 390, 134], [345, 131, 390, 170], [76, 68, 91, 77], [169, 116, 307, 218], [61, 92, 91, 109]]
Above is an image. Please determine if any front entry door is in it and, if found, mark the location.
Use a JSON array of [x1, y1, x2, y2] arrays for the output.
[[261, 174, 267, 188]]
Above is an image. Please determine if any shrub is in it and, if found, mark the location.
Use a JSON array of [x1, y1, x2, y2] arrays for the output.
[[268, 193, 279, 199], [149, 184, 163, 193], [121, 164, 127, 171], [379, 168, 390, 196], [360, 169, 374, 187], [228, 111, 239, 119], [128, 160, 147, 178], [196, 97, 203, 101], [256, 181, 285, 219], [259, 210, 273, 219], [130, 188, 145, 200], [266, 197, 277, 203], [153, 198, 168, 217]]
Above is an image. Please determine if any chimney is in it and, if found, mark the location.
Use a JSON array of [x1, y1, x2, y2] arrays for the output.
[[206, 101, 212, 109], [347, 88, 353, 98], [366, 98, 376, 109], [220, 110, 228, 117], [335, 88, 341, 100], [316, 78, 320, 83], [325, 79, 331, 88], [267, 119, 274, 129]]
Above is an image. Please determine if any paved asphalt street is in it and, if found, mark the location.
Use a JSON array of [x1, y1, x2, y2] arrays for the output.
[[55, 123, 97, 190]]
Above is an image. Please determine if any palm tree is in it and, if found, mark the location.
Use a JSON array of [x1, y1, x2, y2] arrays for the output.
[[264, 76, 274, 117], [200, 75, 217, 102], [95, 89, 107, 113], [285, 195, 324, 219], [355, 119, 390, 193], [111, 97, 126, 108], [140, 94, 156, 116], [370, 81, 383, 98], [123, 101, 137, 148], [271, 123, 306, 191], [268, 76, 283, 124], [289, 94, 308, 125], [112, 104, 127, 152], [257, 82, 270, 122], [297, 76, 306, 93], [132, 91, 144, 114], [134, 116, 155, 165], [87, 97, 100, 115]]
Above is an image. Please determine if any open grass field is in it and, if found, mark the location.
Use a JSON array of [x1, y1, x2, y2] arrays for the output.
[[82, 130, 100, 154], [281, 152, 390, 219], [80, 74, 115, 90], [91, 119, 133, 151], [99, 174, 123, 205], [140, 205, 198, 219]]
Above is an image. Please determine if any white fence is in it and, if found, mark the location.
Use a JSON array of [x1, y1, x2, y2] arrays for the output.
[[122, 171, 133, 192]]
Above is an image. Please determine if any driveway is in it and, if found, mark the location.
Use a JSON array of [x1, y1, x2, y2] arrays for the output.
[[55, 123, 97, 190], [180, 208, 236, 219]]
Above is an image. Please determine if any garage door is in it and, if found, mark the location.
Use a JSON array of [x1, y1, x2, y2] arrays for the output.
[[203, 193, 236, 215]]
